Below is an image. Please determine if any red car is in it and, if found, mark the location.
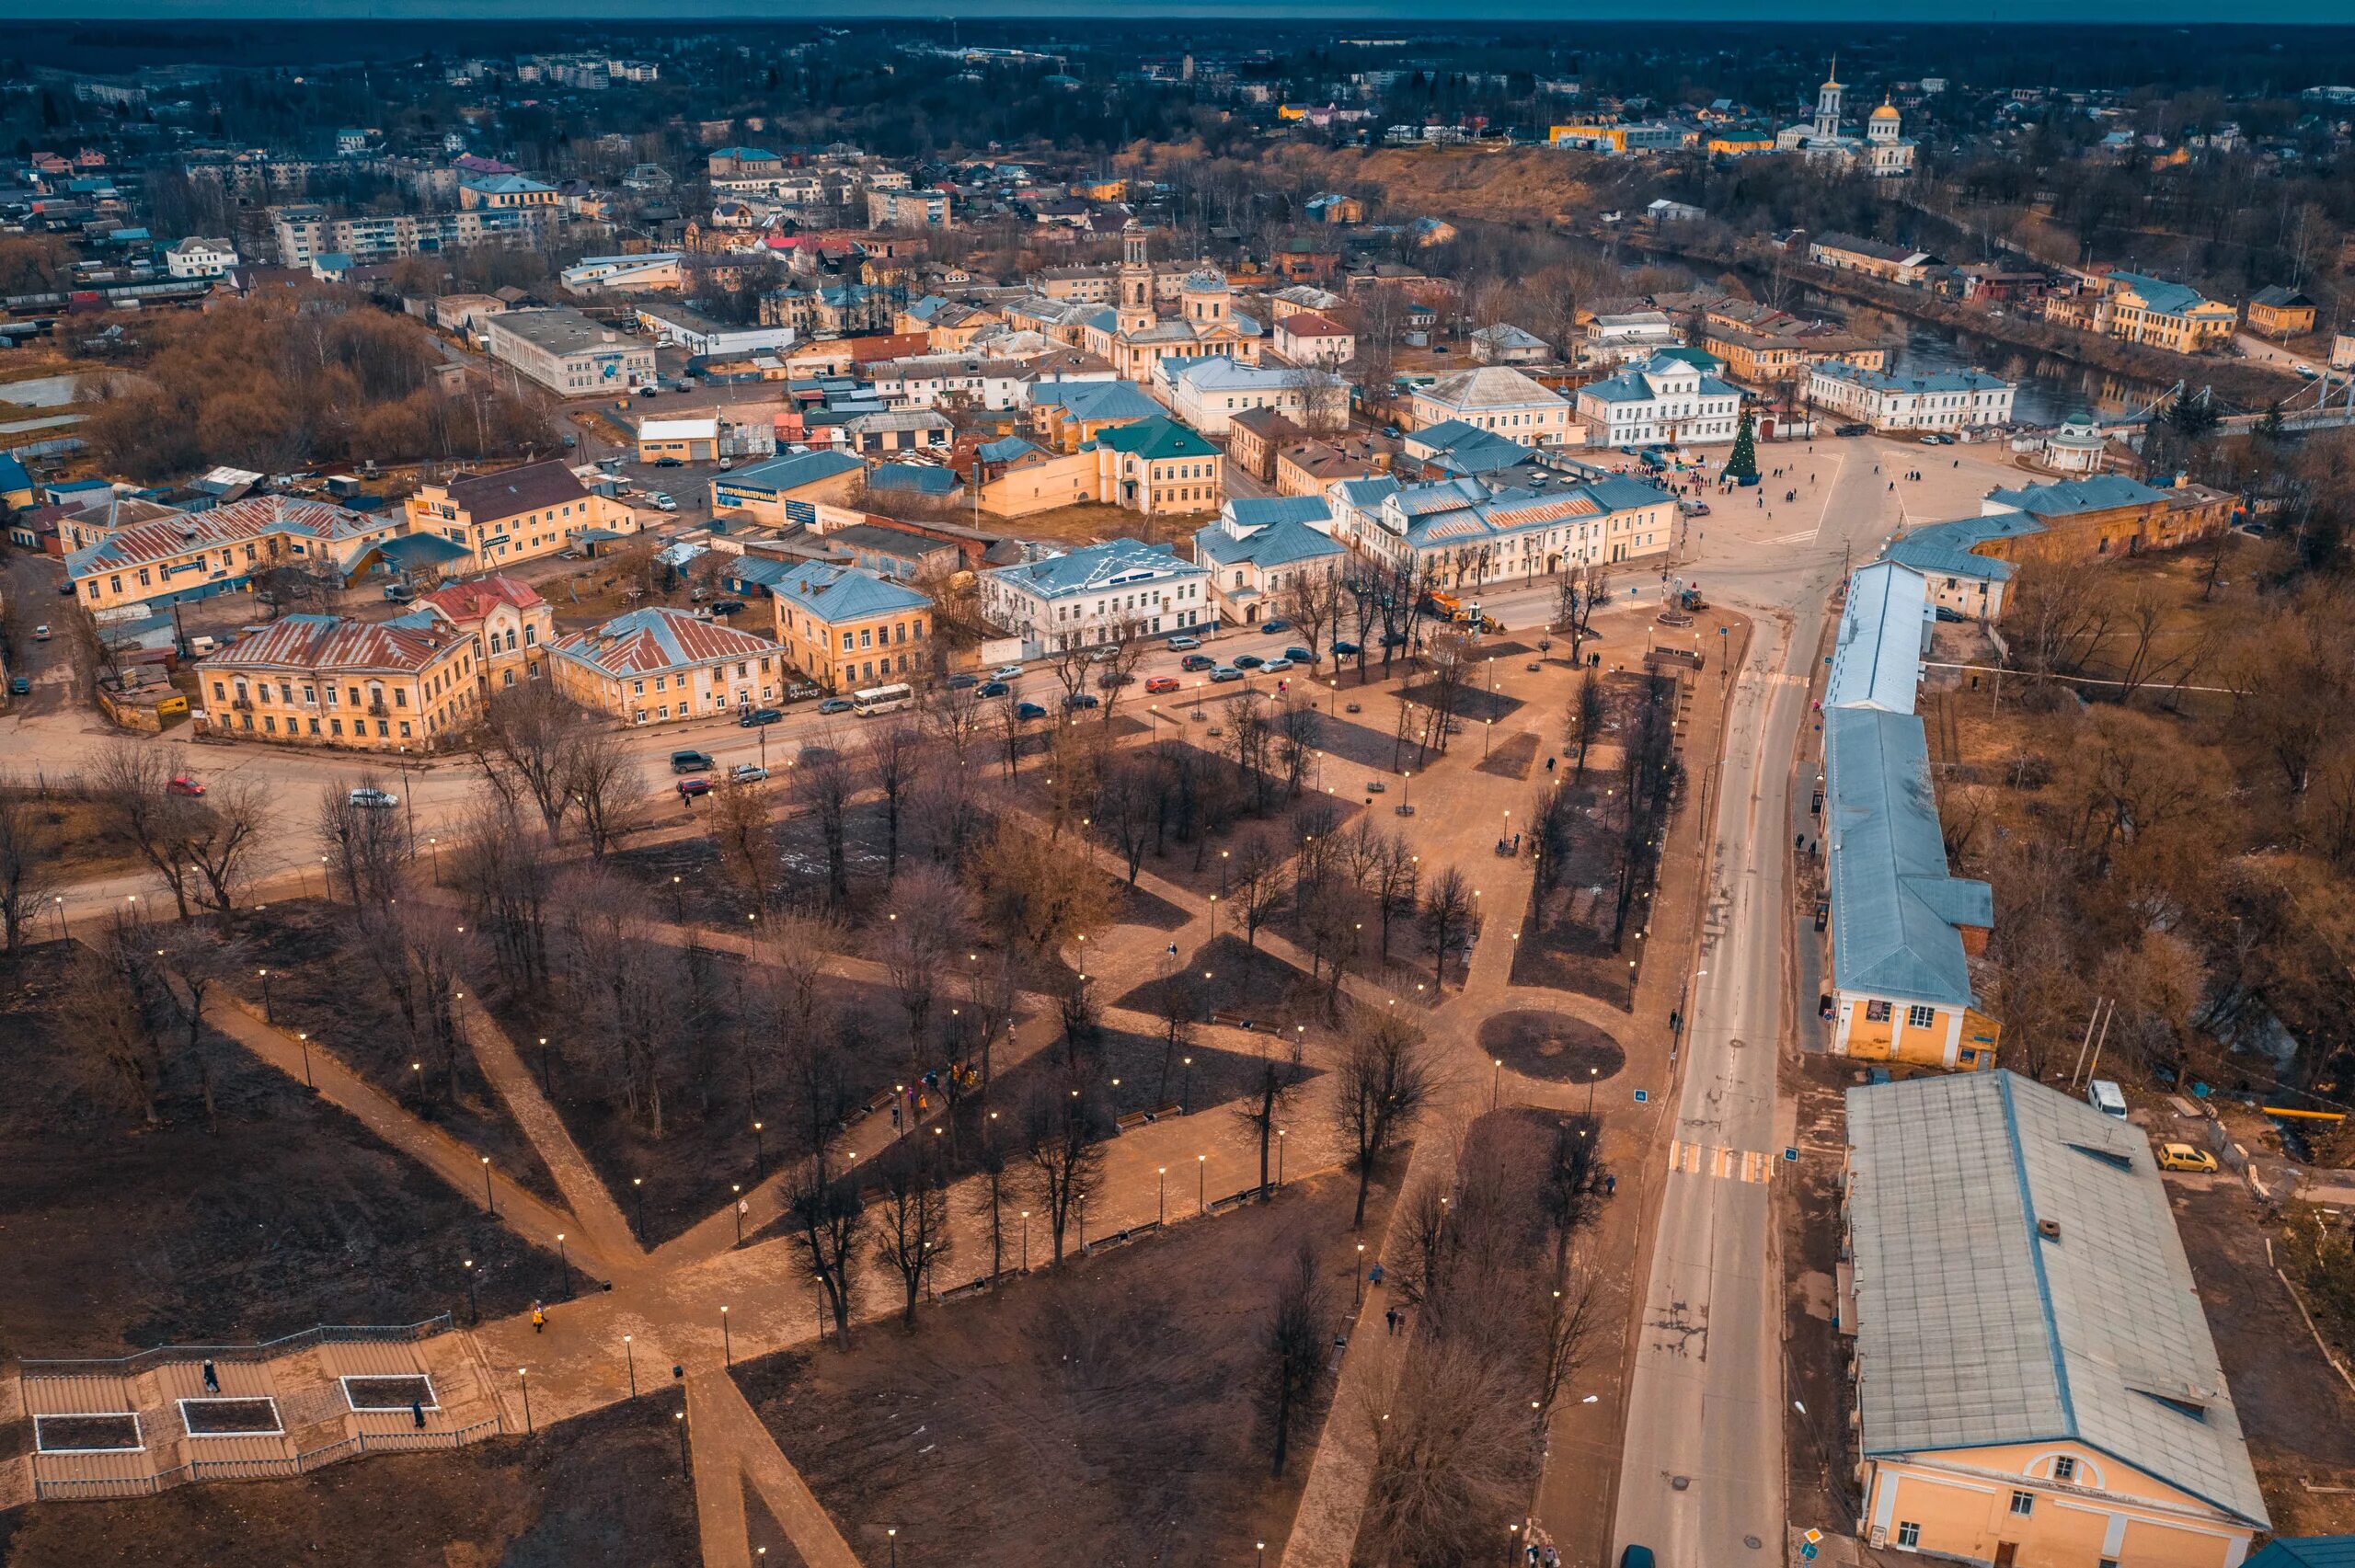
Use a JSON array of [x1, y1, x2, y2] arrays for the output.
[[167, 774, 207, 796], [676, 776, 711, 800], [1144, 675, 1180, 694]]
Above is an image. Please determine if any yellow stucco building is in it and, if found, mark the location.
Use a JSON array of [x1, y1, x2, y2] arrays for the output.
[[1846, 1071, 2269, 1568], [194, 611, 480, 750]]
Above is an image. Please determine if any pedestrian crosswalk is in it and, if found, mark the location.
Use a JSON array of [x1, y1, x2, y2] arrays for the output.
[[1668, 1140, 1775, 1184]]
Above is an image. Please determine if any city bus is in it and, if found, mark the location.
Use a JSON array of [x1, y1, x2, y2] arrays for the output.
[[851, 681, 915, 716]]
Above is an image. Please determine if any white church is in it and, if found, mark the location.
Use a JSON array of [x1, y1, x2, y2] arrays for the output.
[[1775, 63, 1917, 177]]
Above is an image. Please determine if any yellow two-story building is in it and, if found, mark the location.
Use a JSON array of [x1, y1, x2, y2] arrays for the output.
[[1846, 1071, 2269, 1568], [68, 495, 403, 617], [194, 611, 479, 750], [402, 459, 638, 575], [770, 561, 935, 692], [547, 605, 785, 725], [418, 574, 555, 694]]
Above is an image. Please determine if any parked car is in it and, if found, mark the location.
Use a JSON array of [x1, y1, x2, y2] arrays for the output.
[[1167, 635, 1202, 651], [1095, 670, 1133, 689], [1282, 646, 1313, 664], [652, 456, 684, 467], [637, 385, 660, 399], [948, 672, 980, 690], [7, 676, 27, 696], [1261, 657, 1294, 673], [670, 750, 716, 773], [1209, 666, 1245, 682], [738, 706, 784, 727], [817, 697, 854, 715], [1063, 692, 1101, 710], [729, 763, 770, 784], [382, 582, 416, 602], [993, 664, 1023, 679], [349, 786, 399, 809], [1085, 646, 1119, 664], [32, 624, 51, 641], [2155, 1142, 2219, 1173], [56, 579, 75, 595], [167, 774, 206, 796], [677, 776, 712, 799], [1233, 653, 1264, 669], [708, 601, 745, 618], [1016, 701, 1048, 720], [1679, 499, 1711, 518], [1331, 640, 1360, 657], [1262, 619, 1291, 633], [647, 493, 679, 512], [1144, 675, 1180, 693], [1834, 422, 1870, 438], [1180, 654, 1216, 671], [978, 681, 1010, 698]]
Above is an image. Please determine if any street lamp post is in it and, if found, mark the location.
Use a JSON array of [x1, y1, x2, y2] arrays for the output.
[[1198, 1154, 1207, 1212], [258, 967, 272, 1024], [462, 1258, 477, 1323], [1587, 1065, 1600, 1116], [1277, 1128, 1286, 1186], [1356, 1242, 1366, 1306], [481, 1156, 494, 1215], [674, 1408, 687, 1471], [888, 1528, 898, 1568], [624, 1333, 637, 1397], [296, 1032, 313, 1088], [556, 1232, 571, 1299], [633, 1176, 646, 1236], [732, 1184, 744, 1247], [720, 1305, 732, 1366], [1020, 1210, 1029, 1272], [518, 1368, 532, 1435], [1180, 1055, 1193, 1114], [1157, 1166, 1166, 1225], [1492, 1057, 1502, 1110], [538, 1036, 553, 1096], [752, 1120, 766, 1181], [52, 896, 66, 939]]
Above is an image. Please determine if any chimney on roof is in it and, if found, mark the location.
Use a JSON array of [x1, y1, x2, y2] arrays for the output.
[[2036, 1218, 2062, 1242]]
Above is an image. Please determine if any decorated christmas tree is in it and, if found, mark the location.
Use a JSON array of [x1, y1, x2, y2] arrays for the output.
[[1725, 408, 1760, 486]]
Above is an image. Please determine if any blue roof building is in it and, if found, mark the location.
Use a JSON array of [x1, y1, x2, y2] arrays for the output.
[[978, 537, 1214, 656], [1194, 498, 1344, 624]]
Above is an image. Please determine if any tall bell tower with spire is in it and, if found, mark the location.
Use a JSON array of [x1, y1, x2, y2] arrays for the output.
[[1813, 57, 1844, 143], [1117, 223, 1155, 334]]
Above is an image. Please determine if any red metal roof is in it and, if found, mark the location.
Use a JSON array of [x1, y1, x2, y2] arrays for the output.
[[199, 614, 464, 676]]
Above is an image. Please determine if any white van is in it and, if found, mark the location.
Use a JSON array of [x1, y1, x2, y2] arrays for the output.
[[2086, 1079, 2128, 1120]]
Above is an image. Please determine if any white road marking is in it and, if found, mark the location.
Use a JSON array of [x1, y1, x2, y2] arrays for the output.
[[1669, 1139, 1775, 1183]]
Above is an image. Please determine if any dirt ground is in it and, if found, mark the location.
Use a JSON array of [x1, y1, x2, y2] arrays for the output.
[[1001, 500, 1203, 550], [2173, 1182, 2355, 1537], [0, 1396, 699, 1568], [1779, 1054, 1865, 1540], [0, 785, 159, 883], [732, 1171, 1382, 1567], [228, 900, 562, 1207], [0, 940, 554, 1358]]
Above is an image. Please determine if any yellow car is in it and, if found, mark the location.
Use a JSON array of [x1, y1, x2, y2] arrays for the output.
[[2155, 1142, 2219, 1173]]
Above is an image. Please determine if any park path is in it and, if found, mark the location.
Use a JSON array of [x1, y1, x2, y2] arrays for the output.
[[687, 1368, 863, 1568], [454, 990, 647, 1277], [204, 994, 594, 1267]]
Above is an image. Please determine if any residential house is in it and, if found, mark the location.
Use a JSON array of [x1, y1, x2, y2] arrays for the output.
[[1275, 436, 1385, 498], [1575, 353, 1743, 448], [1227, 406, 1304, 483], [0, 453, 36, 511], [1161, 355, 1340, 437], [68, 496, 402, 617], [867, 188, 951, 229], [1821, 560, 1999, 1068], [1845, 1070, 2268, 1568], [1028, 379, 1166, 451], [164, 236, 237, 280], [1330, 461, 1678, 583], [710, 450, 867, 523], [978, 537, 1215, 657], [1272, 311, 1357, 368], [1808, 231, 1942, 287], [1807, 364, 2017, 432], [1583, 311, 1682, 367], [1703, 300, 1890, 386], [2333, 326, 2355, 372], [547, 606, 786, 725], [458, 174, 560, 212], [194, 612, 479, 750], [770, 561, 935, 692], [842, 408, 953, 457], [1881, 516, 2033, 620], [1468, 324, 1552, 365], [1192, 497, 1346, 624], [2053, 272, 2238, 354], [402, 459, 638, 574], [1406, 366, 1576, 444], [633, 300, 792, 359], [2246, 284, 2317, 339], [417, 574, 555, 693]]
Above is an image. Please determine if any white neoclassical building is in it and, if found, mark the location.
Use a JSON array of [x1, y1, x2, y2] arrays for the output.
[[1574, 353, 1743, 448], [1807, 363, 2016, 432]]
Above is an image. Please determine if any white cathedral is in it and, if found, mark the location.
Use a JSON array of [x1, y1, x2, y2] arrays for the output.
[[1775, 63, 1916, 177]]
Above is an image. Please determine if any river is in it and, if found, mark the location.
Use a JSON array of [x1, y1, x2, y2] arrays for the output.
[[1818, 298, 2181, 426]]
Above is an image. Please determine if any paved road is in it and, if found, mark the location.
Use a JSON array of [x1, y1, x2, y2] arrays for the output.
[[1606, 435, 2016, 1566]]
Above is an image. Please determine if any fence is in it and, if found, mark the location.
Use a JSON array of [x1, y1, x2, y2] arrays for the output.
[[29, 1410, 503, 1502], [18, 1317, 452, 1379]]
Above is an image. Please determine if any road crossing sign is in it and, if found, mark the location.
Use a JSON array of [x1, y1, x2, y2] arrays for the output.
[[1633, 1088, 1648, 1104], [1786, 1146, 1800, 1162]]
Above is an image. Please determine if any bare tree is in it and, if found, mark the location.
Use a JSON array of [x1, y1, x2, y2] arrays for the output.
[[865, 716, 923, 880], [91, 745, 203, 919], [872, 1141, 953, 1326], [181, 774, 270, 915], [150, 923, 228, 1129], [476, 681, 580, 839], [1332, 1010, 1435, 1228], [1229, 832, 1285, 949], [1260, 1242, 1333, 1477], [1419, 866, 1475, 987], [0, 792, 57, 951], [1234, 1032, 1309, 1196], [1276, 565, 1340, 669], [882, 863, 968, 1062], [562, 727, 643, 858], [972, 820, 1118, 959], [1565, 667, 1606, 777], [1021, 1070, 1106, 1265], [58, 919, 174, 1124], [793, 735, 856, 907], [788, 1164, 867, 1348], [449, 799, 557, 992], [707, 775, 776, 914], [317, 777, 406, 913]]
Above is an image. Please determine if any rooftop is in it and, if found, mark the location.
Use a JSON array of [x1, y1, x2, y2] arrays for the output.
[[773, 560, 932, 623], [989, 537, 1205, 598], [198, 612, 461, 676], [1090, 416, 1220, 462], [67, 495, 391, 579], [489, 306, 644, 359], [720, 450, 865, 496], [1984, 475, 2169, 518], [548, 606, 777, 680], [444, 459, 590, 526], [1417, 365, 1568, 412], [1846, 1070, 2268, 1529]]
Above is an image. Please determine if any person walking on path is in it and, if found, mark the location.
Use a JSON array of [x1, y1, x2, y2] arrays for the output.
[[411, 1399, 426, 1430], [201, 1359, 219, 1393], [532, 1301, 546, 1333]]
